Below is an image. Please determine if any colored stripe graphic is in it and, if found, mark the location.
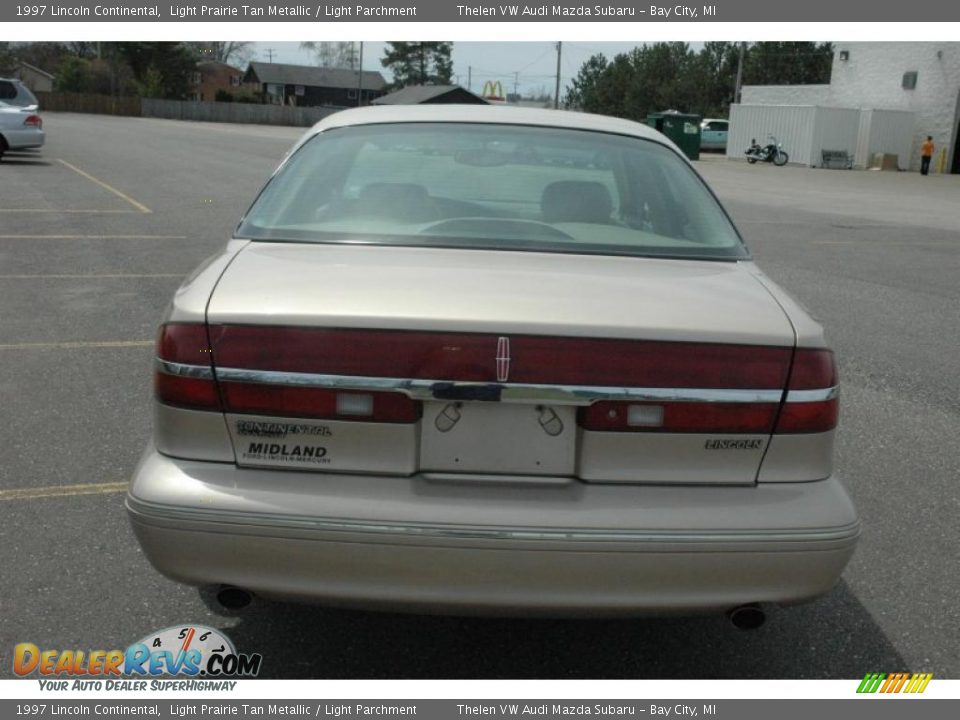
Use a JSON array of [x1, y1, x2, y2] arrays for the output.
[[857, 672, 932, 693]]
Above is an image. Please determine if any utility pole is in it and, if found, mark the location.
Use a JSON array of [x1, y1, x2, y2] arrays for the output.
[[265, 48, 276, 63], [734, 42, 745, 104], [356, 41, 364, 106], [554, 41, 562, 109], [467, 66, 472, 91], [513, 71, 519, 101]]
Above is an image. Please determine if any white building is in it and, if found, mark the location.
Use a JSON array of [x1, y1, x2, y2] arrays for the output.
[[731, 42, 960, 173]]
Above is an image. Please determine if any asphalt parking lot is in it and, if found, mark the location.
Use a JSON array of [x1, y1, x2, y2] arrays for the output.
[[1, 113, 958, 679]]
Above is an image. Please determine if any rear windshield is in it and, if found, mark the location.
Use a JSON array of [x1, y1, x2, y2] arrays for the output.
[[237, 122, 748, 260]]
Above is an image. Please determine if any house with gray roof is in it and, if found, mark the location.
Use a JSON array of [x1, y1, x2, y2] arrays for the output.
[[244, 62, 387, 108], [371, 85, 487, 106]]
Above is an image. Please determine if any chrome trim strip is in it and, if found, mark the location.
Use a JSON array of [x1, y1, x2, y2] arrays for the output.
[[155, 359, 215, 380], [157, 361, 838, 406], [213, 366, 785, 405], [127, 495, 861, 546], [786, 387, 839, 403]]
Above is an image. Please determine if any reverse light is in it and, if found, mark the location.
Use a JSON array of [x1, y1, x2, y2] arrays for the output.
[[627, 405, 664, 427], [335, 392, 374, 416]]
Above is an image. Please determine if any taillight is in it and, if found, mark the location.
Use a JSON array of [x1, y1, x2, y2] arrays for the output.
[[219, 383, 420, 423], [580, 347, 838, 435], [581, 401, 780, 433], [775, 348, 839, 433], [154, 323, 220, 411], [23, 115, 42, 129]]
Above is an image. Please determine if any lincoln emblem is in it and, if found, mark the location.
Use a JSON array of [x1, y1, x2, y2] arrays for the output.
[[495, 337, 511, 382]]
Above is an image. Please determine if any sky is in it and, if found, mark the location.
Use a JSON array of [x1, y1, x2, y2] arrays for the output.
[[248, 41, 670, 98]]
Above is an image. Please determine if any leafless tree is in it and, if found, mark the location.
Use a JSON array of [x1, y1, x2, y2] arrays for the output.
[[300, 42, 360, 70], [191, 42, 254, 67]]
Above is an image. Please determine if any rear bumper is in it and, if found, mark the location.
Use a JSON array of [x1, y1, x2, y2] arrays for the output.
[[127, 446, 860, 615], [2, 128, 45, 150]]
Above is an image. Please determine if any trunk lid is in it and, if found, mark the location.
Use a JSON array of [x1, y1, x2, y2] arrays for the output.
[[208, 242, 794, 345], [206, 242, 798, 484]]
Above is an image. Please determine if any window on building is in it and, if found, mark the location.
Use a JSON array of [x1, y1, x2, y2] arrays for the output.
[[231, 76, 240, 87], [902, 72, 918, 90], [347, 89, 358, 100]]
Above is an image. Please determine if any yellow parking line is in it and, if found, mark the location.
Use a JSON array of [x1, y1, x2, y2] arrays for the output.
[[0, 340, 153, 350], [0, 482, 128, 502], [0, 235, 186, 240], [0, 209, 136, 214], [57, 159, 153, 214], [0, 273, 184, 279]]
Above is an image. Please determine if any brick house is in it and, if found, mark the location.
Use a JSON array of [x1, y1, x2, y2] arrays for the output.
[[191, 61, 244, 102]]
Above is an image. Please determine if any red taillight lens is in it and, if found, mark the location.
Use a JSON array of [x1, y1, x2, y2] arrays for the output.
[[220, 383, 420, 423], [774, 348, 839, 434], [581, 401, 781, 433], [154, 373, 221, 411], [209, 326, 793, 389], [786, 348, 837, 389], [23, 115, 42, 128], [775, 397, 838, 433], [154, 323, 220, 411]]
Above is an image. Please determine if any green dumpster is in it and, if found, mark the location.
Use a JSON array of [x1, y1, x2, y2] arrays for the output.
[[646, 110, 702, 161]]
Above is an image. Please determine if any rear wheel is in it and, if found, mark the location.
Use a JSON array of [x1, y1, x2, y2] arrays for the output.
[[0, 136, 8, 162], [773, 150, 789, 166]]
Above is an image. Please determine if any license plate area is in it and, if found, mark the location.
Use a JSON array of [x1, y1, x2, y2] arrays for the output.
[[419, 401, 576, 475]]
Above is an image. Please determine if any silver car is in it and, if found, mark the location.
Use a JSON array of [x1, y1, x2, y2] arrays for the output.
[[0, 79, 44, 159], [128, 106, 858, 624]]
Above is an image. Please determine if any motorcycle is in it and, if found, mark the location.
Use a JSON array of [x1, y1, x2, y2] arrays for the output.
[[745, 135, 789, 166]]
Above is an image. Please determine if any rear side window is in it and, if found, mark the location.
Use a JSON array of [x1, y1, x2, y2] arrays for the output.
[[238, 122, 747, 261], [0, 80, 37, 107]]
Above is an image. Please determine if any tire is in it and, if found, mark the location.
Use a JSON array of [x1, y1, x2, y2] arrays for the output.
[[0, 135, 8, 162], [773, 150, 788, 166]]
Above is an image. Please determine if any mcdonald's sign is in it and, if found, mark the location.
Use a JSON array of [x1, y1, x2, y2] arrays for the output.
[[481, 80, 505, 102]]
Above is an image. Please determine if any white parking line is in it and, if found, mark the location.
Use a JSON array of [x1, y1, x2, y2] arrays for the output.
[[57, 159, 153, 214]]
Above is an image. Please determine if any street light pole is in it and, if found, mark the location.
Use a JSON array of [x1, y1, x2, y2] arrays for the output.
[[357, 41, 364, 106], [554, 41, 562, 109]]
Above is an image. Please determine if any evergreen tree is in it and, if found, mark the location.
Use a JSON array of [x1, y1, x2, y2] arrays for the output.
[[381, 42, 454, 88]]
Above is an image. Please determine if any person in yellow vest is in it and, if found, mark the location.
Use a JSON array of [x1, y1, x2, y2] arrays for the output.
[[920, 136, 935, 175]]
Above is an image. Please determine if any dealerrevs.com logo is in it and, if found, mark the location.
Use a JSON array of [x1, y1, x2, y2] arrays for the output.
[[14, 625, 262, 687]]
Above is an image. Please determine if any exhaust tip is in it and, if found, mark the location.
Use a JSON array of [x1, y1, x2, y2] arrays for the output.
[[215, 585, 253, 610], [727, 603, 766, 630]]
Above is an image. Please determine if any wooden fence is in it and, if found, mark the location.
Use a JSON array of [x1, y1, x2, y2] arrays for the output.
[[32, 92, 342, 128], [34, 91, 141, 116]]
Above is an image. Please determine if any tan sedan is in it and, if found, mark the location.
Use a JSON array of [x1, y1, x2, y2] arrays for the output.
[[127, 106, 858, 627]]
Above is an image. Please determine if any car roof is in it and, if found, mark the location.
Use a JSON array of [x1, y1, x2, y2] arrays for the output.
[[308, 104, 674, 147]]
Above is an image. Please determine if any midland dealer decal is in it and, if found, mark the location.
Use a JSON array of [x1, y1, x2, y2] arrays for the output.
[[14, 625, 262, 689], [234, 419, 332, 467]]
